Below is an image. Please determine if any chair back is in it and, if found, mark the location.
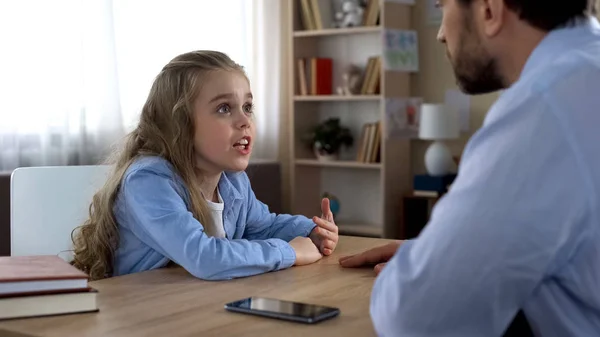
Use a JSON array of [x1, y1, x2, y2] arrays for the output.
[[10, 165, 111, 260]]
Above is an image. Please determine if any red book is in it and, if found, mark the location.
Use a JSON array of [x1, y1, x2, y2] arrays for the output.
[[311, 58, 333, 95]]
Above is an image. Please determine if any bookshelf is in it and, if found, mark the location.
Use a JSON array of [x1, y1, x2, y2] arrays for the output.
[[295, 159, 382, 170], [293, 26, 382, 37], [293, 95, 381, 102], [287, 0, 414, 239]]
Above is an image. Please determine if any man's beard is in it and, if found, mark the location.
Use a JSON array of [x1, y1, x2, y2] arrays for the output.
[[448, 23, 506, 95]]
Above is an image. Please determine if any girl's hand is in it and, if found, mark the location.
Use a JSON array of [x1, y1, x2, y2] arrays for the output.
[[289, 237, 323, 266], [309, 198, 339, 256]]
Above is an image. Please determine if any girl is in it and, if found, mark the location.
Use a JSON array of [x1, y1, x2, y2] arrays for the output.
[[71, 50, 339, 281]]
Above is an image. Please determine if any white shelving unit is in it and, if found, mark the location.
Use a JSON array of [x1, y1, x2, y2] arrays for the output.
[[287, 0, 413, 239]]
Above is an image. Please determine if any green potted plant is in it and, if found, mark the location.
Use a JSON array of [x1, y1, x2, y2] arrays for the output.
[[303, 118, 353, 161]]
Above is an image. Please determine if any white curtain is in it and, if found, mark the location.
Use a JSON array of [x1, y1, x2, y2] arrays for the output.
[[0, 0, 282, 172], [111, 0, 254, 131], [0, 0, 124, 171], [248, 0, 283, 160]]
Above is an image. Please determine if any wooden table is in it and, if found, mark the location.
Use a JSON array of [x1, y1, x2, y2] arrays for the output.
[[0, 236, 393, 337]]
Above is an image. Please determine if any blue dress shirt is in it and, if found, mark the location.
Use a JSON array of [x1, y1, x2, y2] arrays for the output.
[[371, 17, 600, 336]]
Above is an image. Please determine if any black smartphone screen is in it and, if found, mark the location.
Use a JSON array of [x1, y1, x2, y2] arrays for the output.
[[224, 297, 340, 324]]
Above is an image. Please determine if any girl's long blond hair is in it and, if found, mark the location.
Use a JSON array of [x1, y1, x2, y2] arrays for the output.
[[71, 50, 246, 281]]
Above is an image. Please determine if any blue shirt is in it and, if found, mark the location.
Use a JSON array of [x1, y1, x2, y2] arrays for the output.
[[112, 156, 316, 280], [371, 17, 600, 336]]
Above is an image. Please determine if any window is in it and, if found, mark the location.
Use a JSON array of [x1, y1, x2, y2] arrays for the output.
[[0, 0, 276, 170], [111, 0, 253, 129]]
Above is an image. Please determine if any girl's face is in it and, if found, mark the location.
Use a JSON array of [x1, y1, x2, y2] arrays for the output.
[[192, 69, 255, 174]]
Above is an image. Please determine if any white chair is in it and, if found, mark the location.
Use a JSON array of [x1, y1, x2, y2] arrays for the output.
[[10, 165, 112, 260]]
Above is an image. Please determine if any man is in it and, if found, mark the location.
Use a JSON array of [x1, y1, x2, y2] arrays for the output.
[[340, 0, 600, 336]]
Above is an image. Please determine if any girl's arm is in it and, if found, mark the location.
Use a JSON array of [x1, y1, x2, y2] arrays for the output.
[[241, 173, 316, 242], [117, 167, 296, 281]]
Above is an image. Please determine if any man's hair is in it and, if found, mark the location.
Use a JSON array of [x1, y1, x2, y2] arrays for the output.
[[458, 0, 597, 31]]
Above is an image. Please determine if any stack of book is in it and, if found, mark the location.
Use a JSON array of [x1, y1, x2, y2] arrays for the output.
[[0, 255, 98, 320]]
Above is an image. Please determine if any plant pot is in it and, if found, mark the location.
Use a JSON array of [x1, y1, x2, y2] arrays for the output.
[[314, 148, 339, 162]]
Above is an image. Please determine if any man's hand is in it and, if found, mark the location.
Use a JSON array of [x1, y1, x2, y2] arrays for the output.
[[309, 198, 339, 256], [338, 241, 403, 274]]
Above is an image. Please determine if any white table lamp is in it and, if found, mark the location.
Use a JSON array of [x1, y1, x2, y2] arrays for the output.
[[419, 103, 459, 176]]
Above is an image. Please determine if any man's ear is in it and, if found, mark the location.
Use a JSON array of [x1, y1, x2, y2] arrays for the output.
[[477, 0, 505, 38]]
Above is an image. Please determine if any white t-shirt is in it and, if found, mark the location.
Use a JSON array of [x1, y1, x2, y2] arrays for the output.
[[205, 189, 226, 238]]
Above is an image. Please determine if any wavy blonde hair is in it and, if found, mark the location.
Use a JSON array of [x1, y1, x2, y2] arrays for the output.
[[71, 50, 246, 281]]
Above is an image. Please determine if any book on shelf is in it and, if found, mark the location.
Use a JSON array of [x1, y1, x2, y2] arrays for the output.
[[356, 121, 381, 163], [297, 0, 379, 31], [296, 54, 379, 97], [297, 58, 308, 96], [362, 0, 381, 26], [311, 58, 333, 95], [0, 255, 98, 320], [360, 56, 381, 95], [296, 57, 333, 95], [310, 0, 334, 30], [299, 0, 317, 30], [299, 0, 333, 30]]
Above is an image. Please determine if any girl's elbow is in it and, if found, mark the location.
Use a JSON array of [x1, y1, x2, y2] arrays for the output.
[[186, 265, 232, 281]]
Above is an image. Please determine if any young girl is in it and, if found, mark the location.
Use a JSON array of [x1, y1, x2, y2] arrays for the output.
[[71, 50, 339, 281]]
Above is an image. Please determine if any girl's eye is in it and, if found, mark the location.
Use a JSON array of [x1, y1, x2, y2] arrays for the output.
[[217, 104, 231, 114], [243, 103, 254, 114]]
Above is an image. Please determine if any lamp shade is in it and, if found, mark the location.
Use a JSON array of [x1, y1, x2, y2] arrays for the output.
[[419, 103, 459, 140]]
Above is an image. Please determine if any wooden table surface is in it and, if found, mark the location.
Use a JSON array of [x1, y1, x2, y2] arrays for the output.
[[0, 236, 393, 337]]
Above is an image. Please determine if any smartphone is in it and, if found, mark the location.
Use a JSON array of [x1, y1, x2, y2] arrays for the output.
[[224, 296, 340, 324]]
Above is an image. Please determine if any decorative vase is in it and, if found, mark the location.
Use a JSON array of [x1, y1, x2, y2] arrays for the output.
[[314, 148, 339, 162], [424, 141, 453, 176]]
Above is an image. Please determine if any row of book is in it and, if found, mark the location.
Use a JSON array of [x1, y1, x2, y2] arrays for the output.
[[360, 56, 381, 95], [362, 0, 381, 26], [298, 0, 380, 31], [356, 121, 382, 163], [297, 57, 333, 96], [0, 255, 97, 320], [296, 56, 381, 96]]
